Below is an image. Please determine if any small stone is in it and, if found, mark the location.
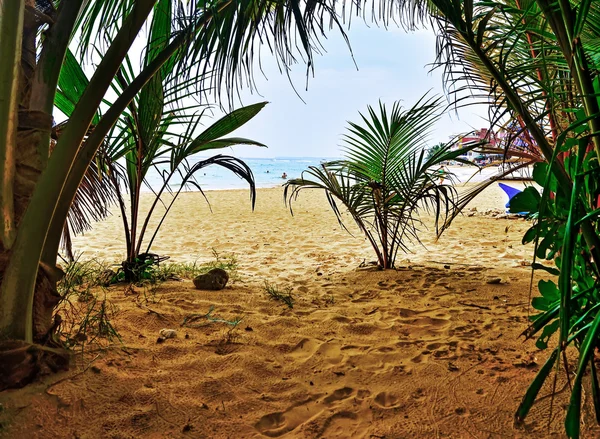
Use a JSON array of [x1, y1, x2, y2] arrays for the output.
[[159, 328, 177, 339], [156, 337, 165, 344], [486, 278, 502, 285], [193, 268, 229, 290], [90, 366, 101, 374]]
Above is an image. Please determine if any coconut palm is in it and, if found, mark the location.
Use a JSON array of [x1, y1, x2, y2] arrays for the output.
[[403, 1, 600, 437], [285, 94, 477, 269], [0, 0, 355, 388]]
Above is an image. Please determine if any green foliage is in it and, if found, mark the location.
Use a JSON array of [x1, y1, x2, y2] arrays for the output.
[[426, 142, 447, 160], [516, 132, 600, 436], [90, 18, 267, 282], [413, 1, 600, 435], [264, 281, 294, 308], [152, 251, 240, 283], [285, 93, 478, 269], [508, 187, 541, 215]]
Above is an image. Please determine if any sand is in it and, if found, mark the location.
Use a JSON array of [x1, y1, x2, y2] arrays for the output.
[[1, 183, 598, 438]]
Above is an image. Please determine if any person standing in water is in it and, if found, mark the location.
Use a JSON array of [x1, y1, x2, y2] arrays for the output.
[[281, 172, 287, 179]]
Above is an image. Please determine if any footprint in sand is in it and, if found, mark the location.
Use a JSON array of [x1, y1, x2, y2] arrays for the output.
[[312, 341, 345, 365], [374, 391, 402, 409], [397, 310, 452, 341], [288, 339, 345, 365], [318, 411, 367, 438], [254, 387, 355, 437], [288, 338, 320, 361]]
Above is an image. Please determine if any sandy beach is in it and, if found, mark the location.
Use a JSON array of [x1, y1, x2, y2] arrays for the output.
[[70, 181, 533, 276], [1, 183, 596, 438]]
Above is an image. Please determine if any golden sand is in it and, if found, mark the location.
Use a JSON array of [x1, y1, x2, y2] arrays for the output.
[[2, 184, 597, 438]]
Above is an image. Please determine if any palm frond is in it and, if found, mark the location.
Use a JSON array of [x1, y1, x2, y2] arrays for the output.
[[286, 93, 479, 268]]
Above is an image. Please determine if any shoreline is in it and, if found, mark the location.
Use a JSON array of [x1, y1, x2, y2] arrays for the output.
[[140, 164, 533, 193]]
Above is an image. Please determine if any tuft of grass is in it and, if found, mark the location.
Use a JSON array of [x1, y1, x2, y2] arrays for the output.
[[215, 317, 244, 354], [54, 251, 239, 355], [58, 255, 113, 302], [152, 250, 239, 283], [55, 254, 121, 353], [59, 250, 239, 291], [181, 306, 243, 328], [264, 281, 294, 309], [58, 292, 121, 354]]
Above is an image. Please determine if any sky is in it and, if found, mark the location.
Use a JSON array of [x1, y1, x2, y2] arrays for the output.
[[221, 23, 490, 158], [66, 18, 491, 160]]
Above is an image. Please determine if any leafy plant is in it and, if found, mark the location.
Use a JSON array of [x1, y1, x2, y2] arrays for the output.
[[403, 1, 600, 437], [0, 0, 348, 375], [103, 17, 267, 279], [153, 251, 239, 282], [55, 5, 267, 283], [285, 94, 477, 269], [264, 281, 294, 308]]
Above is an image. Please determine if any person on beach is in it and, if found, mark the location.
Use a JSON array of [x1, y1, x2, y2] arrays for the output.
[[437, 166, 447, 184]]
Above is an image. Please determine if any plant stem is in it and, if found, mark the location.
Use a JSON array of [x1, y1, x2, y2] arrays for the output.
[[0, 0, 24, 251], [0, 0, 156, 341]]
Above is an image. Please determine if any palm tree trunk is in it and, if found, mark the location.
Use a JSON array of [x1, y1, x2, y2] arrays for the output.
[[0, 0, 156, 342], [0, 0, 23, 251]]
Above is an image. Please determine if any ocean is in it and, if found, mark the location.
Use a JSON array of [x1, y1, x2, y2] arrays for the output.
[[143, 157, 336, 192], [142, 156, 527, 193]]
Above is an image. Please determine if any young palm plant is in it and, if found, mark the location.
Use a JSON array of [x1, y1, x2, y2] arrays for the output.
[[100, 10, 267, 281], [285, 94, 475, 269], [0, 0, 354, 389]]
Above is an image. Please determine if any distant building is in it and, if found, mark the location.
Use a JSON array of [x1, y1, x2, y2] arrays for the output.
[[452, 128, 502, 162]]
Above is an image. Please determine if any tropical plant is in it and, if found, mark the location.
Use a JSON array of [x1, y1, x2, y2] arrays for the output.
[[55, 47, 266, 280], [394, 1, 600, 437], [285, 94, 478, 269], [425, 142, 446, 160], [0, 0, 353, 389], [103, 25, 267, 280]]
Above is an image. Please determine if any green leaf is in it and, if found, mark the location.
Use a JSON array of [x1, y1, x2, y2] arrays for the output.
[[191, 137, 267, 153], [515, 348, 558, 423], [532, 162, 557, 192], [56, 49, 100, 125], [509, 186, 541, 214], [539, 279, 560, 301], [566, 309, 600, 438], [190, 102, 268, 147], [531, 262, 560, 276]]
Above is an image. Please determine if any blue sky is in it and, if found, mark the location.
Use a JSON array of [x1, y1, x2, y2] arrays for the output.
[[226, 24, 490, 158], [66, 21, 490, 160]]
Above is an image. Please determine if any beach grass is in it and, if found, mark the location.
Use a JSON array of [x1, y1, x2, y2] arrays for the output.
[[264, 281, 294, 308]]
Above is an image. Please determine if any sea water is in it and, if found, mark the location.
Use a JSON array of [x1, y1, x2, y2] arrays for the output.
[[142, 156, 526, 193], [143, 157, 336, 192]]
